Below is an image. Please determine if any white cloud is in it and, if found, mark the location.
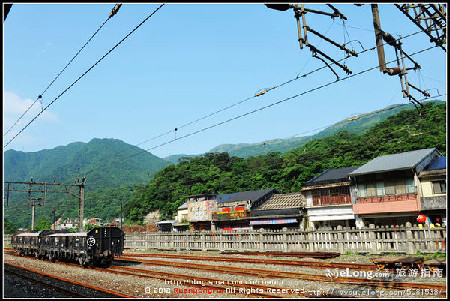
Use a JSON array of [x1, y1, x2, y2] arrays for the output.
[[3, 91, 60, 134]]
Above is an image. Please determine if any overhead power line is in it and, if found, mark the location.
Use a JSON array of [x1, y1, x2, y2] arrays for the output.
[[4, 3, 122, 138], [4, 3, 165, 148], [64, 29, 427, 179], [67, 44, 439, 183]]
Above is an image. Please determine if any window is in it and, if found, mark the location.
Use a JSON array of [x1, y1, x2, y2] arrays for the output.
[[366, 182, 377, 197], [406, 179, 416, 193], [358, 184, 366, 197], [432, 180, 446, 194], [376, 181, 385, 196], [385, 180, 396, 195], [395, 179, 407, 195]]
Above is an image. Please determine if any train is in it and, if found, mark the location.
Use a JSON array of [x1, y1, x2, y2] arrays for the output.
[[11, 226, 124, 268]]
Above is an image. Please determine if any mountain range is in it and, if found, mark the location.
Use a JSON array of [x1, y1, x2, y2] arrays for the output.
[[164, 102, 430, 162], [4, 100, 444, 228]]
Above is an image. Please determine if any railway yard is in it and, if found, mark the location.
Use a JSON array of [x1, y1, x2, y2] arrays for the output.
[[3, 248, 447, 298]]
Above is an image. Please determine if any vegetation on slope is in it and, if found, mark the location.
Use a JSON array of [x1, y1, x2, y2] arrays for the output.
[[124, 101, 446, 222]]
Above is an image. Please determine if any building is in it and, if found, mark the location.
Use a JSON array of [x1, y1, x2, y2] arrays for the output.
[[249, 192, 306, 230], [301, 166, 361, 229], [213, 189, 274, 231], [349, 148, 442, 227], [418, 156, 447, 226], [173, 202, 190, 232], [89, 218, 102, 226], [156, 220, 176, 232], [186, 194, 217, 231]]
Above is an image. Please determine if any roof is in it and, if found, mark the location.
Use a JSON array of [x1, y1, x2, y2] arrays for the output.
[[304, 166, 359, 187], [178, 202, 188, 210], [349, 148, 438, 176], [14, 232, 41, 237], [255, 192, 305, 210], [49, 232, 88, 237], [184, 194, 215, 198], [156, 220, 176, 224], [216, 189, 274, 205], [427, 156, 446, 170]]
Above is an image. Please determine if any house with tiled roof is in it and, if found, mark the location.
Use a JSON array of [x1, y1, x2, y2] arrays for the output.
[[301, 166, 361, 229], [249, 192, 306, 230], [349, 148, 442, 227]]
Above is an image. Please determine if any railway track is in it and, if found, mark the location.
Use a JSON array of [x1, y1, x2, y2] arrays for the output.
[[5, 250, 446, 298], [4, 262, 133, 298], [5, 251, 344, 298], [5, 251, 285, 298], [122, 252, 376, 271], [117, 256, 447, 296], [220, 251, 341, 259], [100, 265, 290, 298]]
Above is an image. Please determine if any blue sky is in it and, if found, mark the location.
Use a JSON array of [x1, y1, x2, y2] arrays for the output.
[[3, 3, 447, 158]]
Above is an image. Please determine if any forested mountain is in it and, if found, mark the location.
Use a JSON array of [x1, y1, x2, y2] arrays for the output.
[[4, 101, 446, 229], [4, 138, 169, 228], [4, 138, 169, 190], [125, 101, 446, 222]]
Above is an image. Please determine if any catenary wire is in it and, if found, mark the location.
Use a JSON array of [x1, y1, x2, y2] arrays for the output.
[[3, 4, 122, 138], [67, 44, 439, 182], [61, 29, 428, 175], [3, 4, 165, 148]]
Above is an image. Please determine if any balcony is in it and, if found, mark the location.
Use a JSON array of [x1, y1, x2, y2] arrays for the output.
[[353, 193, 419, 214], [312, 194, 352, 207], [357, 193, 416, 204]]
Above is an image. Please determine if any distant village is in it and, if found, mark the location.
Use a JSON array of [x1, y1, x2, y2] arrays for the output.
[[155, 148, 446, 232], [51, 148, 446, 234]]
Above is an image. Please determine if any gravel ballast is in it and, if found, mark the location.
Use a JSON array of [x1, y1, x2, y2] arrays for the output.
[[4, 250, 446, 299]]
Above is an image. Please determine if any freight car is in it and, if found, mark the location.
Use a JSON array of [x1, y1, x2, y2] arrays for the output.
[[11, 227, 124, 267]]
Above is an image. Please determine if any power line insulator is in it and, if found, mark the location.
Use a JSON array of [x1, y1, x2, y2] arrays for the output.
[[381, 32, 400, 49], [383, 67, 403, 76], [109, 3, 122, 18]]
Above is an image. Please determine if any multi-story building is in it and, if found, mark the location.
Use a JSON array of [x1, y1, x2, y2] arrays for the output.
[[301, 166, 361, 229], [186, 194, 217, 231], [349, 148, 442, 227]]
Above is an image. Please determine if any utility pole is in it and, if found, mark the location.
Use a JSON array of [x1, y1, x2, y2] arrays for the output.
[[118, 200, 123, 229], [371, 4, 386, 72], [4, 177, 86, 232], [76, 177, 86, 232]]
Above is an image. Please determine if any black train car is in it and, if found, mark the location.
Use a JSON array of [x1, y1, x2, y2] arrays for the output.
[[84, 226, 124, 267], [11, 227, 124, 268], [11, 230, 68, 258], [11, 232, 41, 257]]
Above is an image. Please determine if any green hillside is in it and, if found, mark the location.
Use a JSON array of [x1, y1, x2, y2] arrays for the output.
[[125, 101, 446, 222], [4, 101, 446, 229], [4, 138, 170, 228], [4, 138, 169, 190]]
